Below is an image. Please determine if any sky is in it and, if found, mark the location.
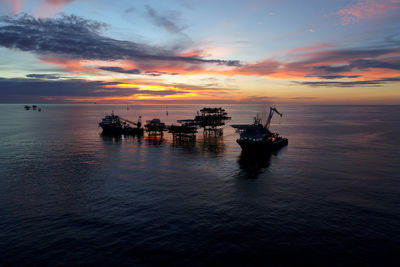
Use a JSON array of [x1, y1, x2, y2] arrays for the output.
[[0, 0, 399, 104]]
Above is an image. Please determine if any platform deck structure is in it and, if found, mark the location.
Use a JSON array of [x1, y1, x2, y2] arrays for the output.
[[194, 107, 231, 136], [144, 118, 167, 136], [168, 122, 198, 142]]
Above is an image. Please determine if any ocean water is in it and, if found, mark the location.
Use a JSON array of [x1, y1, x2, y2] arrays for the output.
[[0, 104, 400, 266]]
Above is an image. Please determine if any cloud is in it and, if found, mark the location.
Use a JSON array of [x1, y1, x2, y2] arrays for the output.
[[145, 70, 176, 76], [2, 0, 24, 13], [317, 75, 360, 79], [99, 66, 141, 74], [145, 5, 185, 33], [0, 76, 237, 103], [0, 77, 128, 97], [26, 73, 64, 79], [289, 97, 319, 100], [0, 76, 193, 103], [1, 13, 399, 88], [45, 0, 77, 7], [313, 65, 353, 74], [2, 0, 80, 17], [98, 66, 180, 76], [337, 0, 400, 24], [35, 0, 79, 17], [125, 7, 135, 14], [294, 77, 400, 87], [251, 45, 400, 80], [311, 58, 400, 79], [0, 14, 240, 67], [284, 44, 333, 54], [350, 59, 400, 70], [130, 44, 400, 80]]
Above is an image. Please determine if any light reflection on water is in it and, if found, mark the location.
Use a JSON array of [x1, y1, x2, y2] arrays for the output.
[[1, 104, 400, 266]]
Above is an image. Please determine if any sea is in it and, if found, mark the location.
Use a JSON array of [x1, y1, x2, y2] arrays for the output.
[[0, 104, 399, 266]]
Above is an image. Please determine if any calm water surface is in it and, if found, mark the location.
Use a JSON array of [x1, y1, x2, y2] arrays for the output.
[[1, 104, 400, 266]]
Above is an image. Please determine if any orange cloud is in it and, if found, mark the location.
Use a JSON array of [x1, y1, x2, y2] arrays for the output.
[[177, 50, 204, 57], [343, 68, 400, 80], [337, 0, 400, 24], [37, 41, 400, 89], [40, 57, 86, 71], [46, 0, 77, 7]]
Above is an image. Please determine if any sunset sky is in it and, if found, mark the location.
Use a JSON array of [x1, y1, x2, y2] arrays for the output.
[[0, 0, 399, 104]]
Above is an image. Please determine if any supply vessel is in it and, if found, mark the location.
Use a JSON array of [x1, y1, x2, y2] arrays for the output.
[[231, 107, 288, 153], [99, 112, 143, 135]]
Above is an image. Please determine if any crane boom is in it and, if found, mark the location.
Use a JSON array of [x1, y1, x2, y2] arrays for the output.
[[265, 107, 282, 129], [119, 116, 138, 125]]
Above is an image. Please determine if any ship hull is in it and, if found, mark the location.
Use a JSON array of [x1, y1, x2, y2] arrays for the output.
[[99, 124, 143, 135], [237, 137, 288, 153], [99, 124, 122, 134]]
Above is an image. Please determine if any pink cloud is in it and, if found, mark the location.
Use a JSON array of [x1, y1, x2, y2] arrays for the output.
[[45, 0, 77, 7], [337, 0, 400, 24], [35, 0, 79, 17], [2, 0, 24, 13]]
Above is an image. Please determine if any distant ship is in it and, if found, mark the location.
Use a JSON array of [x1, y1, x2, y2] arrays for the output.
[[99, 112, 143, 135], [231, 107, 288, 153]]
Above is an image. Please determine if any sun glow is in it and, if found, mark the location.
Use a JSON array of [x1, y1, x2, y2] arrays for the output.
[[113, 83, 180, 91]]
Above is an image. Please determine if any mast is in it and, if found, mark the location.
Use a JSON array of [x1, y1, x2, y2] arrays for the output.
[[265, 107, 282, 129]]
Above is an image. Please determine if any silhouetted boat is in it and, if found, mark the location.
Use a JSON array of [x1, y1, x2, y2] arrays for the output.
[[32, 105, 37, 110], [231, 107, 288, 153], [99, 112, 143, 135], [24, 105, 30, 110]]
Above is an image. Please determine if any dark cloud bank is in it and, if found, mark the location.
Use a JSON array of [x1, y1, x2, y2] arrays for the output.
[[0, 13, 241, 102], [0, 77, 187, 102], [295, 77, 400, 87], [0, 13, 240, 66]]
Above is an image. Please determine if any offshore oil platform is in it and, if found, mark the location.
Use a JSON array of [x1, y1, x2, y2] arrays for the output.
[[167, 107, 230, 141], [195, 107, 231, 135], [24, 105, 41, 111], [99, 107, 230, 140], [144, 118, 167, 135], [168, 120, 198, 142]]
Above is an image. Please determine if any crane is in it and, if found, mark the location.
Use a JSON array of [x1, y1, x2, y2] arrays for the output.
[[119, 116, 142, 128], [265, 107, 282, 129]]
